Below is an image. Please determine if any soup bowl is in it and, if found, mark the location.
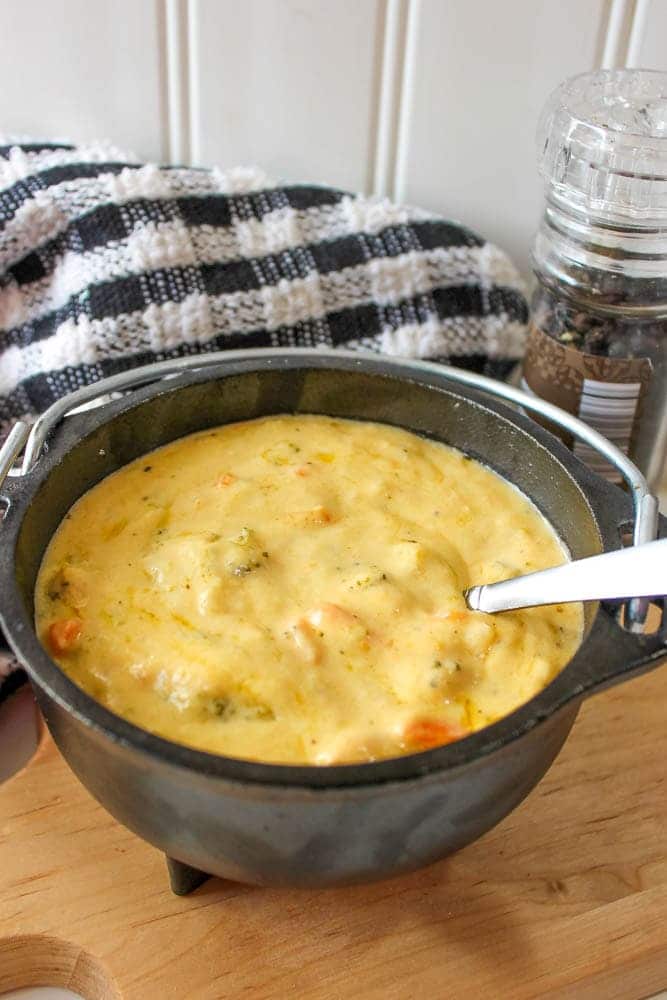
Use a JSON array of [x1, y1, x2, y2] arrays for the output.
[[0, 350, 665, 888]]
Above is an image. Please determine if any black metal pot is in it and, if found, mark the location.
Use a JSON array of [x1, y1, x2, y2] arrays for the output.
[[1, 351, 665, 888]]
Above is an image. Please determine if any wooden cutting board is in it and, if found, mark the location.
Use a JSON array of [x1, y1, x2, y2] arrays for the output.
[[1, 664, 666, 1000]]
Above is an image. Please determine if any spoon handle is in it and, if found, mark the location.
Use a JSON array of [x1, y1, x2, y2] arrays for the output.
[[465, 537, 667, 614]]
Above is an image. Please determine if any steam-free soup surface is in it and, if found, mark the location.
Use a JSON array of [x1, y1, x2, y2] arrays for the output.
[[35, 415, 582, 764]]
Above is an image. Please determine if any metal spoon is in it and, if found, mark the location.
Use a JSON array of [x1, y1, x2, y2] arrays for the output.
[[465, 537, 667, 614]]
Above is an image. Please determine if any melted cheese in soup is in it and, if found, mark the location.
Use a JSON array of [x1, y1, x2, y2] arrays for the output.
[[35, 415, 582, 764]]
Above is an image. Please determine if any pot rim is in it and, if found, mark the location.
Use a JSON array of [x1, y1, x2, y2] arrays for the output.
[[1, 350, 664, 790]]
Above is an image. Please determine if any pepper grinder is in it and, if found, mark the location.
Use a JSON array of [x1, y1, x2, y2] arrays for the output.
[[523, 69, 667, 490]]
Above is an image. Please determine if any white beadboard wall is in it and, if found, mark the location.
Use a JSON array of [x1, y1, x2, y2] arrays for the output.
[[0, 0, 665, 274], [0, 0, 167, 161]]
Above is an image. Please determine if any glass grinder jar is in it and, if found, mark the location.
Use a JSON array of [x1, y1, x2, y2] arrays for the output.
[[523, 69, 667, 489]]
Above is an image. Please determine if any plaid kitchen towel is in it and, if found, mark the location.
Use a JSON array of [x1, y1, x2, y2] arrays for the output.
[[0, 138, 528, 695]]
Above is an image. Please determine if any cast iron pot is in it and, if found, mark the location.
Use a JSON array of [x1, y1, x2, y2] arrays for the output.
[[1, 351, 665, 888]]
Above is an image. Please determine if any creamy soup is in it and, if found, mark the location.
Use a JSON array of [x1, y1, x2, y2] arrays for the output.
[[35, 415, 582, 764]]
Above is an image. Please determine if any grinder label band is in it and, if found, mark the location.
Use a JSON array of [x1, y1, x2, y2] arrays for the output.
[[522, 322, 653, 482]]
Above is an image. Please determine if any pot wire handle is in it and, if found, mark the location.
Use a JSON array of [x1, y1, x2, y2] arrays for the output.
[[0, 422, 30, 493]]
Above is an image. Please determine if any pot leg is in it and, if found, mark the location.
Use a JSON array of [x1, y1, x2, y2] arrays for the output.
[[165, 855, 210, 895]]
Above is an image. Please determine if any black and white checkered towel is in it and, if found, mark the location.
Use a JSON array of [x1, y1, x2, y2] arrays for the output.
[[0, 138, 528, 695]]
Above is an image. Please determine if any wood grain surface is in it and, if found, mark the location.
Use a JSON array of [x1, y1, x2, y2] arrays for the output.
[[0, 663, 666, 1000]]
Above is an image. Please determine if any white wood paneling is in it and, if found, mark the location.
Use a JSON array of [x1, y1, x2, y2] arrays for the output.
[[189, 0, 385, 192], [165, 0, 191, 163], [394, 0, 610, 275], [0, 0, 653, 277], [373, 0, 410, 197], [0, 0, 165, 162], [601, 0, 636, 68], [626, 0, 667, 69]]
